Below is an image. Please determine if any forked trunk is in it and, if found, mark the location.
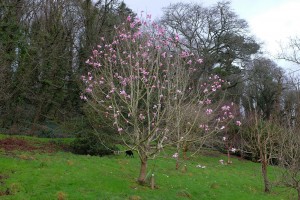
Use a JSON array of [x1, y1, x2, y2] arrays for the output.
[[137, 157, 148, 184], [261, 159, 270, 192]]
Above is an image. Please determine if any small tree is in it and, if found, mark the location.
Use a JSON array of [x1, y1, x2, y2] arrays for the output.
[[278, 124, 300, 200], [222, 118, 242, 164], [81, 14, 235, 184], [242, 114, 280, 192], [277, 74, 300, 199], [166, 75, 236, 169]]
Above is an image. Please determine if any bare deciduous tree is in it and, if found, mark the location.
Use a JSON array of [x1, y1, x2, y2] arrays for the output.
[[278, 37, 300, 65], [160, 1, 259, 80], [278, 126, 300, 200], [242, 114, 281, 193]]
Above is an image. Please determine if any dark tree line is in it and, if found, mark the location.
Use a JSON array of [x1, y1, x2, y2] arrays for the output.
[[0, 0, 134, 136]]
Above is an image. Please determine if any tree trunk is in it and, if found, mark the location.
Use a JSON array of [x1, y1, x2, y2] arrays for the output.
[[137, 157, 148, 184], [176, 143, 180, 170], [261, 159, 270, 192], [297, 187, 300, 200], [183, 143, 188, 160], [176, 157, 179, 170], [227, 149, 231, 164]]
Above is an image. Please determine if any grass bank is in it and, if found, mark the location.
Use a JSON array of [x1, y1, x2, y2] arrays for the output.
[[0, 134, 295, 199]]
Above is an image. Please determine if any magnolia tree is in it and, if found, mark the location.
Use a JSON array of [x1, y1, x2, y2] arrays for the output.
[[220, 103, 242, 164], [81, 14, 238, 184]]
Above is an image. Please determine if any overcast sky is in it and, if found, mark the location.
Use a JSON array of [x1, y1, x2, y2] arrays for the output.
[[123, 0, 300, 70]]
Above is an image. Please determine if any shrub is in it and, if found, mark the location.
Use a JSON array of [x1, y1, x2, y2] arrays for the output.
[[71, 131, 119, 156]]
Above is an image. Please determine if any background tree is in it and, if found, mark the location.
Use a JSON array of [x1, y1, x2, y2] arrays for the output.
[[160, 1, 260, 83], [280, 73, 300, 128], [0, 0, 134, 139], [241, 57, 284, 120], [0, 0, 26, 129], [278, 36, 300, 65], [279, 105, 300, 199]]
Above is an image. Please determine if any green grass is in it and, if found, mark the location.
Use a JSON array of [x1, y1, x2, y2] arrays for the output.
[[0, 135, 295, 200]]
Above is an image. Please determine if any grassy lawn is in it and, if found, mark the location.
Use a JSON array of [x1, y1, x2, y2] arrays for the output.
[[0, 134, 295, 200]]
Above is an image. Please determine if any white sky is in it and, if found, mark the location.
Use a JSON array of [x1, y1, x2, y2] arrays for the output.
[[123, 0, 300, 71]]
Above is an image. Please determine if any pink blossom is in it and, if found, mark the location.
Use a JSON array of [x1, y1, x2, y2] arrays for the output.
[[118, 127, 123, 132], [127, 15, 131, 22], [92, 49, 98, 57], [206, 109, 213, 115], [172, 153, 178, 158], [214, 75, 219, 79], [85, 88, 92, 93], [130, 22, 136, 28], [236, 121, 242, 126], [199, 124, 208, 130], [120, 90, 127, 96], [80, 94, 87, 100], [85, 59, 90, 64], [205, 99, 211, 104], [180, 51, 189, 58], [221, 105, 231, 111], [93, 62, 101, 68], [196, 58, 203, 63], [175, 34, 179, 41], [158, 26, 165, 35]]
